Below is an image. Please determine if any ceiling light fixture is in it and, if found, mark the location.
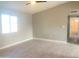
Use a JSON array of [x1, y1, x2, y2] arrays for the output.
[[26, 1, 47, 5], [31, 1, 36, 5]]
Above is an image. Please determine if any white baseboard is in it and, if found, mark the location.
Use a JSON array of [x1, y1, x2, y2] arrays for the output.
[[34, 37, 67, 44], [34, 37, 79, 47], [0, 37, 33, 50], [1, 37, 78, 50]]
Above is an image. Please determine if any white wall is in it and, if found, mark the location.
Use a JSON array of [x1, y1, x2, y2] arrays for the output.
[[0, 8, 33, 48], [32, 2, 79, 41]]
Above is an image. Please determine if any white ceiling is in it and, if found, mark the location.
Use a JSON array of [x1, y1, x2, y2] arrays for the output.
[[0, 1, 68, 14]]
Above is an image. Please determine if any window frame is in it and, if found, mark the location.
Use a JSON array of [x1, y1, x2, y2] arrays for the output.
[[1, 14, 18, 34]]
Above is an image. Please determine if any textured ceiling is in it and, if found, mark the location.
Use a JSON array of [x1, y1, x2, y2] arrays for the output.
[[0, 1, 68, 14]]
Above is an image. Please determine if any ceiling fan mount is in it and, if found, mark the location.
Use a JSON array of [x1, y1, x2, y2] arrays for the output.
[[26, 1, 47, 5]]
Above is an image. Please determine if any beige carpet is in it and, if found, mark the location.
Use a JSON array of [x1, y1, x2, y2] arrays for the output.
[[0, 39, 79, 58]]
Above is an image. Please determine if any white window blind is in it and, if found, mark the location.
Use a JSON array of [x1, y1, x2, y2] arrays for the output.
[[1, 14, 18, 33]]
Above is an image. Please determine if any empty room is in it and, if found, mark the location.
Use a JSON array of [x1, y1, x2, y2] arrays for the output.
[[0, 1, 79, 58]]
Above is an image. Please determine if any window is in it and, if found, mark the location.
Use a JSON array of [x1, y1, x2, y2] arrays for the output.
[[1, 14, 17, 33]]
